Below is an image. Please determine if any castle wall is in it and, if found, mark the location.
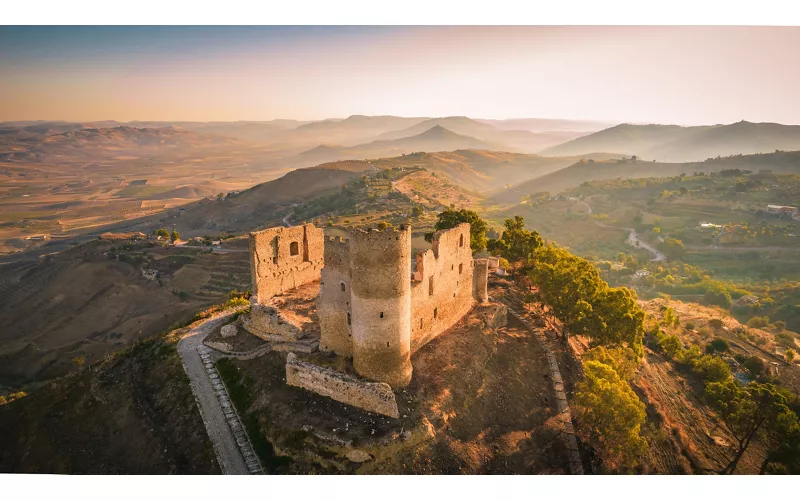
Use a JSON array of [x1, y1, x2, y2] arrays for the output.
[[349, 226, 413, 388], [409, 223, 476, 352], [249, 224, 324, 304], [473, 258, 489, 303], [285, 353, 400, 418], [318, 236, 353, 356]]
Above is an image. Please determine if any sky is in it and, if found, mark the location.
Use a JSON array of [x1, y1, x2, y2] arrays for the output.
[[1, 26, 800, 125]]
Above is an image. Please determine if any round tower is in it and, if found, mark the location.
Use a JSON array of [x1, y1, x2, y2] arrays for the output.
[[349, 225, 412, 388]]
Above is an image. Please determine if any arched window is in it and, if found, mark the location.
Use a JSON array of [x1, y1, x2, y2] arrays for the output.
[[289, 241, 299, 256], [433, 307, 438, 319], [459, 234, 464, 247], [459, 263, 463, 274], [380, 312, 384, 319], [347, 312, 351, 325], [340, 282, 346, 292]]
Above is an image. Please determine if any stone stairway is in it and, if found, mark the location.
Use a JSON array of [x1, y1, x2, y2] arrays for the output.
[[198, 348, 264, 475]]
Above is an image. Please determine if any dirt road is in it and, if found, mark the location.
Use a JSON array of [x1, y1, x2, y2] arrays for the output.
[[178, 314, 252, 475]]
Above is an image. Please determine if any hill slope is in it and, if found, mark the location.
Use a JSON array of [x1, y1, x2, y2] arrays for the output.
[[543, 121, 800, 162], [494, 150, 800, 201]]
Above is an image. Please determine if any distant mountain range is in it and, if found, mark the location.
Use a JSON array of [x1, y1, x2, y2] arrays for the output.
[[542, 121, 800, 162]]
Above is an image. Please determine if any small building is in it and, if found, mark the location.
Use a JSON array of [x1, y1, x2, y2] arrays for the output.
[[766, 205, 797, 215]]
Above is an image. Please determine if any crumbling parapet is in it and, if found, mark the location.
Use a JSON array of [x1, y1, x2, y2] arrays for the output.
[[285, 353, 400, 418]]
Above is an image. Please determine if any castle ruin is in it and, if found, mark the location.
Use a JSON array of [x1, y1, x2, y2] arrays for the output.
[[318, 223, 488, 387], [240, 221, 489, 416]]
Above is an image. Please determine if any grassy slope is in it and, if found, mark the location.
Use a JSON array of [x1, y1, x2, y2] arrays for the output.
[[0, 334, 220, 474]]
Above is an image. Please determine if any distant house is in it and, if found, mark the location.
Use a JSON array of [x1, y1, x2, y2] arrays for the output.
[[699, 222, 722, 229], [766, 205, 797, 215], [633, 269, 651, 279], [735, 294, 759, 307]]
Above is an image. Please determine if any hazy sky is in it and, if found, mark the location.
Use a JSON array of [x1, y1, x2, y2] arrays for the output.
[[2, 26, 799, 125]]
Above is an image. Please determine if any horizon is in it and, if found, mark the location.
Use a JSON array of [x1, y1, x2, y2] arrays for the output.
[[2, 26, 800, 125]]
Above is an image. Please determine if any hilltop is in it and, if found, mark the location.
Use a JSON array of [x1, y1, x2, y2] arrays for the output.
[[543, 121, 800, 162]]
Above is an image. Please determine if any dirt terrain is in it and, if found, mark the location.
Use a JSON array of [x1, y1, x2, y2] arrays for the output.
[[0, 238, 252, 391], [214, 279, 570, 474]]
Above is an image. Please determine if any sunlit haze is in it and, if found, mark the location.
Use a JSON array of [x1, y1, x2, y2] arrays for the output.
[[2, 25, 800, 125]]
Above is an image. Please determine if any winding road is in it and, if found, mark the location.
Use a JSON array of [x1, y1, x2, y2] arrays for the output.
[[577, 199, 665, 261]]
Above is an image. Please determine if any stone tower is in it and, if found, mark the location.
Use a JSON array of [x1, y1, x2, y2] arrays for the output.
[[349, 225, 413, 388]]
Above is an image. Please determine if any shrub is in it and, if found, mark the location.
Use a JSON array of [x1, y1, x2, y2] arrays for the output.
[[707, 338, 730, 353], [685, 321, 696, 331], [743, 356, 766, 377], [692, 354, 732, 383], [748, 316, 771, 329]]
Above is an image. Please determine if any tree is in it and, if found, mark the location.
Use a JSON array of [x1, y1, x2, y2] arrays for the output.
[[786, 348, 796, 364], [691, 354, 731, 383], [411, 205, 424, 217], [583, 346, 639, 381], [575, 360, 648, 471], [706, 380, 798, 474], [376, 221, 393, 230], [424, 209, 487, 254], [707, 338, 730, 353], [153, 228, 169, 238], [660, 238, 685, 260], [487, 216, 543, 264], [170, 230, 180, 242], [743, 356, 765, 378]]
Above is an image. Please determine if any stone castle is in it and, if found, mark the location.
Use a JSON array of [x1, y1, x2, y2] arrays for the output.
[[242, 221, 488, 414]]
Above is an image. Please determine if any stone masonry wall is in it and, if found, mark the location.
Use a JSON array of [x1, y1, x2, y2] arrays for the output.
[[249, 224, 324, 304], [409, 223, 475, 352], [285, 353, 400, 419], [349, 226, 413, 388], [318, 236, 353, 356]]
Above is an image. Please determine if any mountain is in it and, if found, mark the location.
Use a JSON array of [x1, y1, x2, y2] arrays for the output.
[[493, 150, 800, 201], [541, 124, 707, 158], [371, 116, 498, 142], [290, 126, 496, 167], [477, 118, 612, 133], [542, 121, 800, 162]]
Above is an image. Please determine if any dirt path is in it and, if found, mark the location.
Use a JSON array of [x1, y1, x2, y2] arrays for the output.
[[178, 313, 255, 475]]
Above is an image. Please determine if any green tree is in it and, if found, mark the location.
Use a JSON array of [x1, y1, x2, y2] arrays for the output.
[[424, 209, 487, 254], [691, 354, 731, 383], [786, 348, 796, 364], [486, 216, 543, 263], [575, 360, 648, 471], [706, 380, 798, 474], [153, 228, 169, 238], [583, 346, 639, 381], [170, 230, 180, 242], [660, 238, 685, 260]]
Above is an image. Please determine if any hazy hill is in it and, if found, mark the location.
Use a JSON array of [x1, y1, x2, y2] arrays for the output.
[[290, 126, 496, 168], [542, 124, 708, 158], [477, 117, 612, 133], [1, 125, 247, 162], [371, 116, 498, 142], [543, 121, 800, 162], [494, 150, 800, 201]]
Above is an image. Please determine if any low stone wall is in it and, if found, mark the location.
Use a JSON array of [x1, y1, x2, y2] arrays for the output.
[[285, 353, 400, 419], [242, 304, 303, 341]]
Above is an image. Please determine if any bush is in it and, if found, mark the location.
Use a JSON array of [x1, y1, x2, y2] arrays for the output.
[[743, 356, 766, 377], [685, 321, 696, 331], [708, 318, 724, 330], [692, 354, 731, 383], [748, 316, 771, 328], [707, 337, 730, 353]]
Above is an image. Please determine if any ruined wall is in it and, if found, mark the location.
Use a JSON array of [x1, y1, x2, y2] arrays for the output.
[[473, 258, 489, 303], [249, 224, 324, 304], [409, 223, 476, 352], [318, 236, 353, 356], [285, 353, 400, 418], [349, 226, 413, 388]]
